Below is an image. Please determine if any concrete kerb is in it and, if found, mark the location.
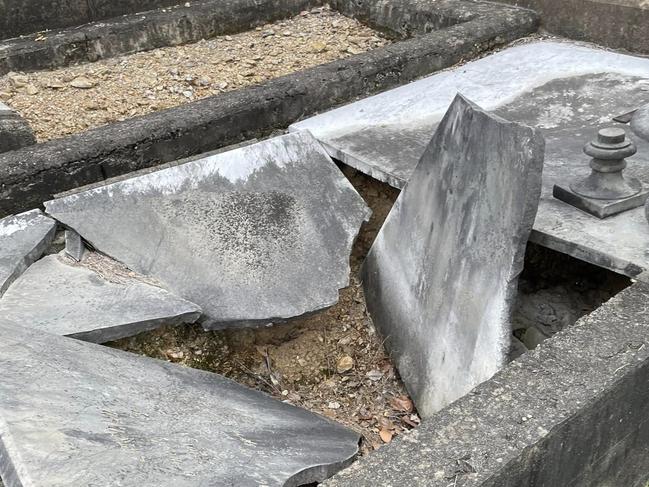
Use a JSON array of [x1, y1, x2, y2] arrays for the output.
[[0, 0, 539, 218], [494, 0, 649, 54], [325, 281, 649, 487]]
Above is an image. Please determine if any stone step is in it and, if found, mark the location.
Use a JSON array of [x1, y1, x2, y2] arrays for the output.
[[290, 40, 649, 278], [0, 318, 360, 486], [45, 131, 370, 329]]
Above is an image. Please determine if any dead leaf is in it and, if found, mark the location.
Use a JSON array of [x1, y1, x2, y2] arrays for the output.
[[379, 429, 393, 443], [336, 355, 354, 374], [390, 395, 414, 413]]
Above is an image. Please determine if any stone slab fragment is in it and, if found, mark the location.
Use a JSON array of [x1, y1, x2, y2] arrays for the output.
[[45, 131, 370, 329], [0, 209, 56, 295], [0, 254, 202, 343], [291, 41, 649, 277], [361, 95, 544, 417], [0, 318, 360, 487], [0, 102, 36, 154]]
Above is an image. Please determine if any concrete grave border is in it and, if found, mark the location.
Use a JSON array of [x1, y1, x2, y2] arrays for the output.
[[325, 281, 649, 487], [0, 0, 539, 218]]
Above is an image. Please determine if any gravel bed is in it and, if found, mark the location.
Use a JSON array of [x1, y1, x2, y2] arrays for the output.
[[0, 6, 389, 141]]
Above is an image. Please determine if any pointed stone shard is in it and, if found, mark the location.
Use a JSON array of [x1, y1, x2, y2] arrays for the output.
[[45, 131, 370, 329], [0, 319, 360, 487], [65, 229, 85, 261], [0, 254, 202, 343], [362, 95, 544, 417], [0, 209, 57, 295]]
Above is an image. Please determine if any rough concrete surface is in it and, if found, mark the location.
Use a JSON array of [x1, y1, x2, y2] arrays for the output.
[[493, 0, 649, 53], [0, 254, 202, 343], [45, 131, 370, 328], [292, 40, 649, 277], [0, 209, 56, 295], [325, 281, 649, 487], [0, 318, 360, 487], [0, 0, 538, 217], [0, 102, 35, 153], [362, 95, 544, 417]]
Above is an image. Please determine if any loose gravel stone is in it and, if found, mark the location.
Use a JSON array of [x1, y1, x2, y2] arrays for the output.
[[0, 7, 389, 142]]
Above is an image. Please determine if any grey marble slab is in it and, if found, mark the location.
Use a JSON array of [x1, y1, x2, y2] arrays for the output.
[[362, 95, 544, 417], [0, 254, 202, 343], [0, 318, 360, 487], [45, 131, 370, 329], [291, 41, 649, 277], [0, 209, 57, 295]]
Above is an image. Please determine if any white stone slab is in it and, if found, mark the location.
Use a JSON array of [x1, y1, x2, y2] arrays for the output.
[[0, 318, 360, 487], [45, 131, 371, 329], [0, 209, 57, 295], [291, 41, 649, 276], [362, 95, 544, 416], [0, 254, 202, 343]]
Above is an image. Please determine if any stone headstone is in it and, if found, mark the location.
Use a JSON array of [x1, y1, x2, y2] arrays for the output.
[[0, 254, 202, 343], [0, 318, 360, 487], [291, 41, 649, 277], [362, 95, 544, 417], [0, 209, 57, 295], [45, 131, 370, 329]]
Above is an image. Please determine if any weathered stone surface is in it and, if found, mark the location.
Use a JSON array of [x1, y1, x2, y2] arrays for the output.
[[325, 282, 649, 487], [0, 102, 36, 153], [0, 209, 56, 295], [45, 131, 370, 329], [64, 229, 85, 261], [292, 41, 649, 277], [362, 95, 544, 417], [0, 318, 360, 487], [0, 254, 202, 343]]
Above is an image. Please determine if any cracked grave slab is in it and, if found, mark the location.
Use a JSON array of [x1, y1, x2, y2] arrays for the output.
[[0, 253, 202, 343], [0, 209, 57, 296], [44, 131, 371, 329], [0, 318, 360, 487], [291, 40, 649, 276], [362, 95, 544, 417]]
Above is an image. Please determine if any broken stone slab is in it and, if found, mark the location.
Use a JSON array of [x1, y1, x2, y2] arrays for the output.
[[45, 131, 371, 329], [0, 318, 360, 487], [0, 209, 57, 295], [0, 102, 36, 154], [291, 41, 649, 277], [64, 228, 85, 261], [0, 253, 202, 343], [362, 95, 544, 417]]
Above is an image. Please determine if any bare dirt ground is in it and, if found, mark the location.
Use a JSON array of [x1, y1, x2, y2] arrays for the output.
[[0, 6, 389, 141]]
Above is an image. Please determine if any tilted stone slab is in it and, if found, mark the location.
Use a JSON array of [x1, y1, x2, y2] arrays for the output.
[[362, 95, 544, 417], [0, 209, 56, 295], [0, 319, 360, 487], [0, 254, 202, 343], [291, 41, 649, 277], [45, 131, 370, 329]]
